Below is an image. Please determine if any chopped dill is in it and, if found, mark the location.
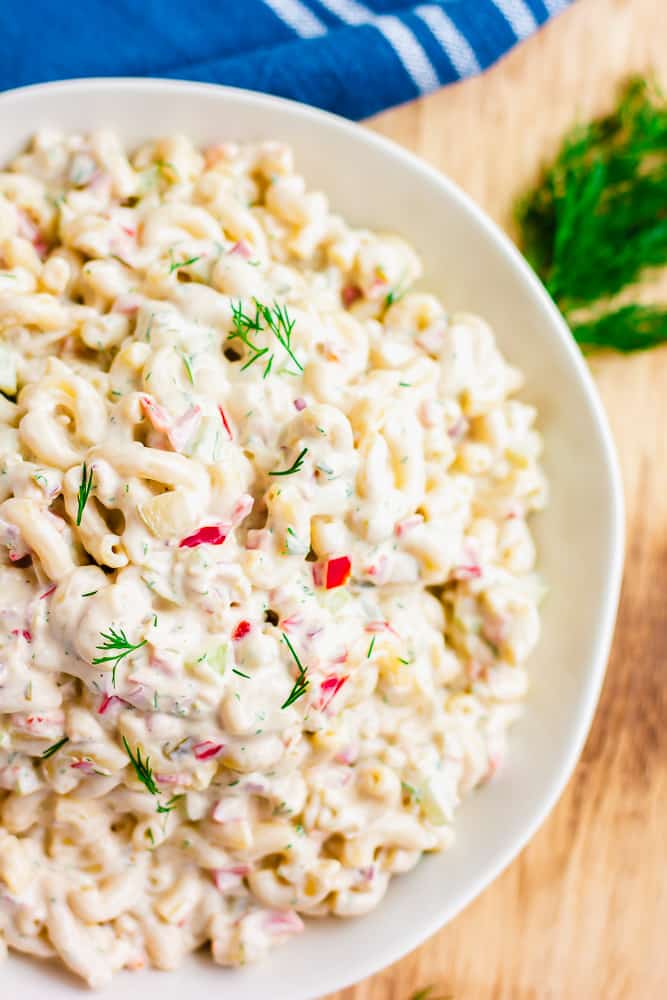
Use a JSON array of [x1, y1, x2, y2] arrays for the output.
[[169, 251, 201, 274], [228, 298, 302, 375], [269, 446, 308, 477], [228, 299, 269, 372], [402, 780, 422, 802], [385, 279, 409, 308], [122, 737, 159, 795], [41, 736, 69, 759], [92, 627, 147, 686], [280, 632, 309, 709], [180, 351, 195, 384], [76, 462, 94, 525], [122, 739, 182, 814], [157, 794, 184, 815]]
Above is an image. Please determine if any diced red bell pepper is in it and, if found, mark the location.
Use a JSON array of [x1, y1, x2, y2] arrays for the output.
[[218, 405, 233, 440], [179, 524, 229, 548], [98, 694, 130, 714], [232, 620, 251, 641], [312, 555, 351, 590]]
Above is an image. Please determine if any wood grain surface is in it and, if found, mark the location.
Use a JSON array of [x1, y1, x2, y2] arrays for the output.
[[326, 2, 667, 998]]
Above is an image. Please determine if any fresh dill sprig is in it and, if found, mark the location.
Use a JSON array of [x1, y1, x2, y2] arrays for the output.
[[268, 446, 308, 477], [517, 77, 667, 351], [228, 300, 270, 373], [258, 300, 303, 372], [573, 304, 667, 353], [93, 627, 147, 686], [122, 736, 160, 795], [41, 736, 69, 759], [280, 632, 309, 709], [76, 462, 94, 525], [122, 739, 183, 814], [227, 298, 302, 376]]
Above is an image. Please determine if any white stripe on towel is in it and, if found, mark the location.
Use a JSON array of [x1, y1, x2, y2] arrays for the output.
[[491, 0, 538, 39], [415, 4, 482, 77], [262, 0, 326, 38], [318, 0, 440, 95], [374, 15, 440, 94], [316, 0, 370, 24]]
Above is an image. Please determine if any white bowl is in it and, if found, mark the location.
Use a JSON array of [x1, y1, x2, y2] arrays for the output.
[[0, 78, 624, 999]]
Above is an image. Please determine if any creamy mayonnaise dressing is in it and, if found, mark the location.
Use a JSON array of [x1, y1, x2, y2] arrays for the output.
[[0, 131, 546, 987]]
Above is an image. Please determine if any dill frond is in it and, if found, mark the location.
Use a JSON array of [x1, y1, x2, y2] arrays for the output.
[[517, 77, 667, 352]]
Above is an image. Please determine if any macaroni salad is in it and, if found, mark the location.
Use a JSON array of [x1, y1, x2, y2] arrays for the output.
[[0, 130, 547, 987]]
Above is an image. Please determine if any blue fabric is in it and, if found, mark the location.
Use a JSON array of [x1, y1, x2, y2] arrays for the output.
[[0, 0, 573, 120]]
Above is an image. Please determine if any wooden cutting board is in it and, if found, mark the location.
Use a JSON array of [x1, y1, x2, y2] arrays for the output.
[[327, 1, 667, 997]]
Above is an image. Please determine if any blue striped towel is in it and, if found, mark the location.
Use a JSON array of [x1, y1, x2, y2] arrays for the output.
[[2, 0, 572, 120]]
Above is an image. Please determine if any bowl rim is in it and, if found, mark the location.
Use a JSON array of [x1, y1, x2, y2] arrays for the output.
[[0, 76, 625, 996]]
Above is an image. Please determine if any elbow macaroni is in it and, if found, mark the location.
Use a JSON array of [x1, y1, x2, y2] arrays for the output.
[[0, 130, 546, 988]]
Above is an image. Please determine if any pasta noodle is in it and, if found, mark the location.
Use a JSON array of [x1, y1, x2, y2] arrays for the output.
[[0, 129, 546, 987]]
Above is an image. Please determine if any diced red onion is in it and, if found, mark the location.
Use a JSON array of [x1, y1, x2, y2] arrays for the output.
[[193, 740, 225, 760]]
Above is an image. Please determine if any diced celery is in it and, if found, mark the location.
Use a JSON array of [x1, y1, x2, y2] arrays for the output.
[[208, 642, 229, 674], [185, 415, 224, 464]]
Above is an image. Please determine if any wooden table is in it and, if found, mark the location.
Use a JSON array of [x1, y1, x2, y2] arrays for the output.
[[327, 1, 667, 997]]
